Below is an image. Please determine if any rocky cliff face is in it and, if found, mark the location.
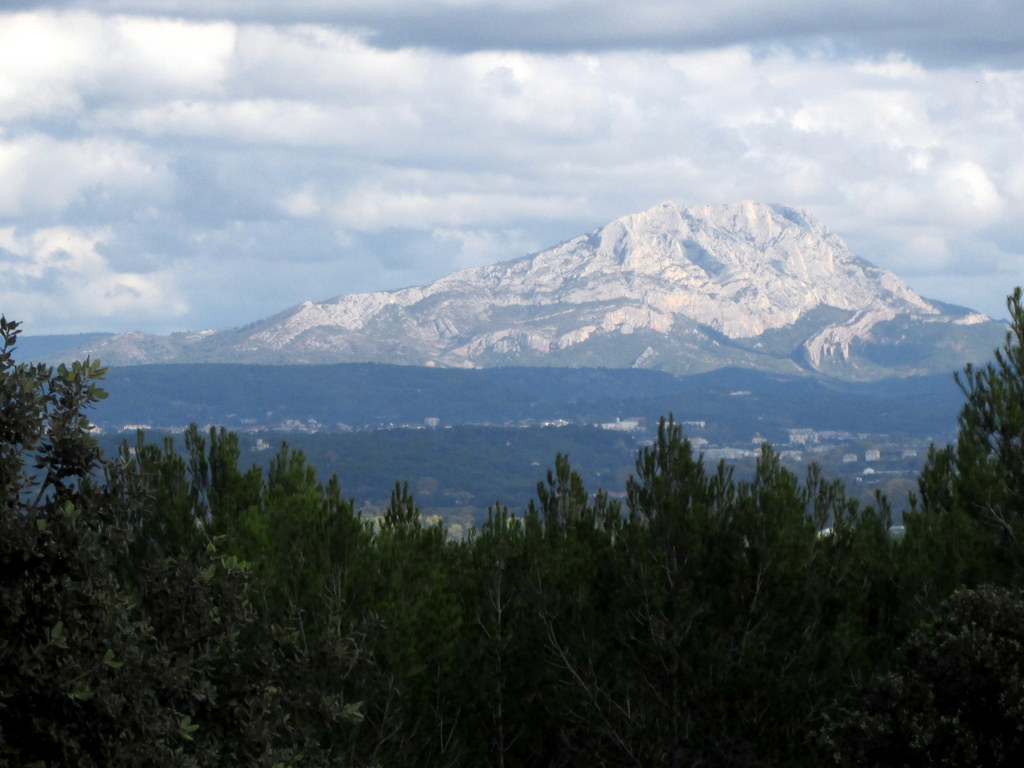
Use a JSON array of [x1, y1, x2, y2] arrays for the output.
[[66, 201, 1002, 380]]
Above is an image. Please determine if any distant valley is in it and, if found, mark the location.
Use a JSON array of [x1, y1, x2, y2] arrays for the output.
[[85, 363, 963, 441], [81, 362, 967, 522]]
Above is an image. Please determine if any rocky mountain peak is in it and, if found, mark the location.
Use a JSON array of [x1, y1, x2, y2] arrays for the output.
[[58, 200, 1002, 380], [487, 200, 935, 340]]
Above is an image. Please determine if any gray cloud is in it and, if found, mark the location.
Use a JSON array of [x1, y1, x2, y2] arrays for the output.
[[16, 0, 1023, 66]]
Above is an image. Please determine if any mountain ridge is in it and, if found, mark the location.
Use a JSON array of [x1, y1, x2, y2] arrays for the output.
[[42, 200, 1003, 380]]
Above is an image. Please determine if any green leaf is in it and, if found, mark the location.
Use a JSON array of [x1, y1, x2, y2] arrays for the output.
[[178, 715, 200, 741], [102, 648, 123, 669], [68, 681, 94, 701], [342, 701, 365, 723]]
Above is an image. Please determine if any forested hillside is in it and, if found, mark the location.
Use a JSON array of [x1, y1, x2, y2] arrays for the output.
[[5, 291, 1024, 767], [83, 361, 963, 441], [98, 424, 639, 528]]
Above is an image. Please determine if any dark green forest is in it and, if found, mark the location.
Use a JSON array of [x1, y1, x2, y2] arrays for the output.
[[6, 291, 1024, 766], [95, 424, 640, 527], [79, 358, 963, 442]]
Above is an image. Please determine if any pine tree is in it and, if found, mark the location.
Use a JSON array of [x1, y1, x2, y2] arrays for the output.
[[911, 287, 1024, 587]]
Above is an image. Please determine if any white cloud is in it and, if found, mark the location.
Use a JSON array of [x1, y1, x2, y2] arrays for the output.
[[330, 188, 585, 231], [934, 161, 1005, 224], [277, 187, 323, 218], [0, 11, 235, 121], [0, 11, 100, 120], [431, 226, 539, 271], [0, 226, 187, 333], [0, 7, 1022, 330], [107, 14, 236, 93], [228, 23, 430, 100], [0, 134, 171, 217]]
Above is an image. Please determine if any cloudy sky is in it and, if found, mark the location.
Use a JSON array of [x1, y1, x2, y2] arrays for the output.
[[2, 0, 1022, 335]]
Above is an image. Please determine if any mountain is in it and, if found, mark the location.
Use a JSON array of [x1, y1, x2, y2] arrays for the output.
[[49, 201, 1003, 380]]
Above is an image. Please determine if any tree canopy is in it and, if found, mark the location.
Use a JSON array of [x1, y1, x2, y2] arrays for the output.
[[4, 288, 1024, 767]]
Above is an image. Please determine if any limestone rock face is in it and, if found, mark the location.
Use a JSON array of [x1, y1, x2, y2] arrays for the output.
[[68, 201, 1003, 380]]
